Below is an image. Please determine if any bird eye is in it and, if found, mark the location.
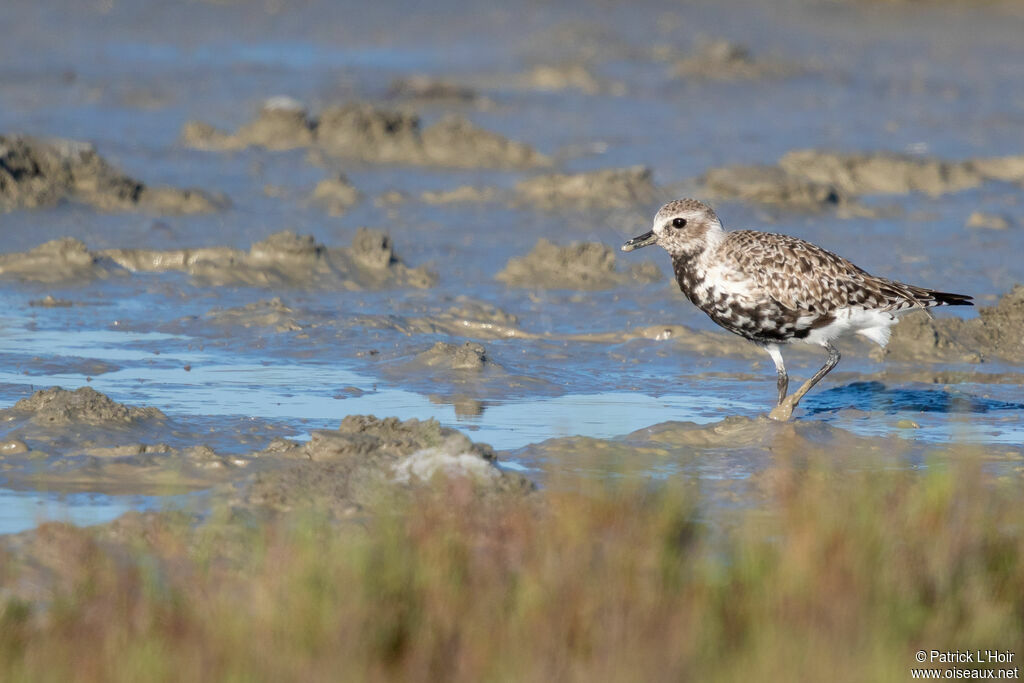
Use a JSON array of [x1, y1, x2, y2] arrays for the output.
[[672, 218, 687, 228]]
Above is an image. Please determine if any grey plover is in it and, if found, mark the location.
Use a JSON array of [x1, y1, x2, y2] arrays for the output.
[[622, 199, 972, 421]]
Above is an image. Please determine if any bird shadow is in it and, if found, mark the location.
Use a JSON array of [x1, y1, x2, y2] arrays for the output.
[[802, 381, 1024, 416]]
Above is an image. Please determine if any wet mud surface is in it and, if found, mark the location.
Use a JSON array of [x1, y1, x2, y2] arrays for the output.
[[0, 386, 527, 508], [1, 0, 1023, 538], [514, 415, 1024, 504]]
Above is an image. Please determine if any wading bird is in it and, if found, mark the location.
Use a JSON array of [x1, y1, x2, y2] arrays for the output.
[[622, 199, 972, 420]]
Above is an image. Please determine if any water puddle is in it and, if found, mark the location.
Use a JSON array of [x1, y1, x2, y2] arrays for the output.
[[0, 488, 158, 535]]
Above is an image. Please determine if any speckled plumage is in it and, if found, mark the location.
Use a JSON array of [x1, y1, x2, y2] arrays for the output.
[[621, 198, 972, 420], [674, 228, 969, 345]]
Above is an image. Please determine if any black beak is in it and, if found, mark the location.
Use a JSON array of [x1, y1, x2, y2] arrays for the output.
[[621, 230, 656, 252]]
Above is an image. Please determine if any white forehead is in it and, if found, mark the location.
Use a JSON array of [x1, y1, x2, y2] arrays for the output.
[[652, 199, 717, 231]]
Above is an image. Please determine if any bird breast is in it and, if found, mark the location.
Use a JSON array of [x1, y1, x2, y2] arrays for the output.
[[674, 255, 807, 343]]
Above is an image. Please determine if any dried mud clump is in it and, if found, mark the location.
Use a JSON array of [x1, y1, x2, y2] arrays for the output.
[[387, 76, 481, 104], [239, 416, 532, 517], [965, 211, 1013, 230], [349, 227, 398, 269], [703, 149, 1024, 209], [183, 99, 548, 169], [357, 297, 529, 340], [10, 387, 165, 426], [0, 135, 224, 213], [514, 166, 656, 209], [879, 285, 1024, 364], [518, 63, 624, 95], [702, 165, 843, 209], [229, 96, 314, 150], [0, 229, 436, 288], [28, 295, 75, 307], [777, 150, 987, 196], [0, 238, 111, 283], [315, 103, 423, 162], [181, 97, 314, 151], [418, 113, 546, 168], [672, 40, 799, 80], [420, 185, 498, 204], [415, 342, 490, 371], [204, 298, 313, 332], [0, 230, 436, 289], [497, 238, 662, 290], [309, 174, 362, 216]]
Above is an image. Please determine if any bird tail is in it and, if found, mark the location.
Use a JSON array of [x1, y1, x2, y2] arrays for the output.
[[874, 279, 973, 311], [926, 290, 974, 307]]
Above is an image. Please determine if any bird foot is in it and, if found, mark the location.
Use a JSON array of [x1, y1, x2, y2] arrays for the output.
[[769, 397, 797, 422]]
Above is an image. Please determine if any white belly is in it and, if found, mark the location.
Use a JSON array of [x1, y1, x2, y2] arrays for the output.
[[800, 307, 900, 348]]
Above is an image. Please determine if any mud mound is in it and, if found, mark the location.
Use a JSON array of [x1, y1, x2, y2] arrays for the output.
[[309, 174, 362, 216], [0, 230, 436, 289], [702, 165, 843, 208], [231, 96, 314, 150], [514, 166, 656, 209], [415, 342, 491, 371], [419, 113, 547, 167], [357, 298, 529, 340], [420, 185, 498, 204], [672, 40, 799, 80], [11, 387, 165, 426], [183, 99, 548, 169], [0, 238, 112, 283], [315, 103, 423, 162], [703, 149, 1024, 208], [205, 298, 315, 332], [388, 76, 481, 103], [28, 295, 76, 308], [0, 135, 224, 213], [969, 156, 1024, 182], [349, 227, 398, 269], [778, 150, 985, 196], [518, 63, 624, 94], [966, 211, 1013, 230], [879, 286, 1024, 364], [239, 416, 532, 516], [439, 298, 522, 335], [497, 238, 662, 290], [181, 97, 313, 151]]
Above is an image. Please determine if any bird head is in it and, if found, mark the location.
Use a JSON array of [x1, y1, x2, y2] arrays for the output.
[[621, 199, 723, 256]]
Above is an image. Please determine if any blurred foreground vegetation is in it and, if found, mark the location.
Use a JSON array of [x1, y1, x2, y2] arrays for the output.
[[1, 454, 1021, 682]]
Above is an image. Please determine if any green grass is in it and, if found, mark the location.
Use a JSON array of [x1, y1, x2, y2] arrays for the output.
[[1, 455, 1021, 682]]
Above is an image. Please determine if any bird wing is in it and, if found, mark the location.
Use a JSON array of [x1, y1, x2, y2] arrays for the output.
[[718, 230, 932, 313]]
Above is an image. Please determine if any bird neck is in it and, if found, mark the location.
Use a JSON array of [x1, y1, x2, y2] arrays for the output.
[[669, 224, 725, 300], [668, 223, 724, 267]]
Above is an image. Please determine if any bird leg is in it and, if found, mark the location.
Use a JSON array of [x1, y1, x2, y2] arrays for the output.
[[766, 345, 788, 406], [769, 342, 841, 422]]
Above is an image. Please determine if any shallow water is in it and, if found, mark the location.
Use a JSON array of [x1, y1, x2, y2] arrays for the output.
[[2, 0, 1023, 531]]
